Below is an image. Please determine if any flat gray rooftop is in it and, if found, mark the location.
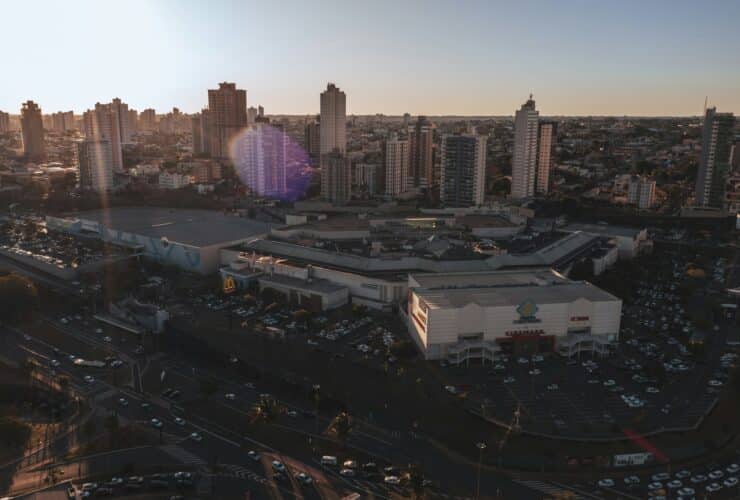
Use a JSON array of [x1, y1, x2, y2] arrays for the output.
[[74, 207, 272, 247]]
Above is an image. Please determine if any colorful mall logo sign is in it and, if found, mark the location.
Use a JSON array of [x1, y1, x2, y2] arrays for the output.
[[516, 299, 539, 322]]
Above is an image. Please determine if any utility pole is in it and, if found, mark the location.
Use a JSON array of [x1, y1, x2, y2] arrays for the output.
[[475, 442, 486, 500]]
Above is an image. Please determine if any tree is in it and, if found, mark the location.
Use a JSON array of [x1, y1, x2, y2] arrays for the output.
[[329, 411, 353, 448], [293, 309, 312, 326], [0, 272, 38, 324], [406, 463, 426, 499]]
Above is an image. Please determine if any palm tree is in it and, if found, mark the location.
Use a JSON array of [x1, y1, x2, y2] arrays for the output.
[[329, 411, 353, 449]]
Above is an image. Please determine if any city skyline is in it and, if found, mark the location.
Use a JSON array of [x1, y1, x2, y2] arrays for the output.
[[3, 0, 739, 116]]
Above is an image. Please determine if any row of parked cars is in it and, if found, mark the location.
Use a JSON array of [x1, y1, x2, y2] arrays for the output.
[[69, 472, 194, 498], [596, 462, 740, 498]]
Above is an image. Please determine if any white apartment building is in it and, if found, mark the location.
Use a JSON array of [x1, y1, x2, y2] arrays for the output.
[[384, 134, 409, 197], [158, 172, 191, 190], [78, 140, 114, 192], [627, 176, 656, 209], [511, 96, 539, 199]]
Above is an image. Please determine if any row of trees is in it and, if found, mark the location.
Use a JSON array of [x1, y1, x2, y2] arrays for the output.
[[0, 271, 38, 325]]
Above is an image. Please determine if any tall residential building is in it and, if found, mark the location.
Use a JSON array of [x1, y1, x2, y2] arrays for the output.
[[77, 140, 114, 192], [82, 103, 123, 171], [0, 111, 9, 133], [20, 100, 45, 161], [322, 149, 351, 204], [208, 82, 247, 159], [191, 109, 211, 156], [536, 121, 557, 195], [139, 108, 157, 131], [51, 111, 75, 132], [319, 83, 346, 159], [695, 107, 736, 210], [127, 109, 138, 134], [110, 98, 133, 144], [247, 106, 258, 124], [510, 95, 540, 199], [627, 175, 656, 209], [384, 133, 410, 197], [408, 116, 434, 189], [232, 123, 287, 198], [354, 163, 378, 195], [304, 118, 320, 161], [440, 133, 487, 207]]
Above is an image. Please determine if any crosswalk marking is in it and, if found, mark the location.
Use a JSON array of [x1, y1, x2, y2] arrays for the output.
[[515, 479, 590, 499], [159, 444, 208, 468]]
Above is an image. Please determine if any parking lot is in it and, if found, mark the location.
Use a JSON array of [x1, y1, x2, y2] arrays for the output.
[[440, 248, 739, 439]]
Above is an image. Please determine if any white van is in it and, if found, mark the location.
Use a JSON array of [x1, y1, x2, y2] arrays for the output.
[[321, 455, 338, 466]]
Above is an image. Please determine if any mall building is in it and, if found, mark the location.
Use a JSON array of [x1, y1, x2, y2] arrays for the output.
[[404, 269, 622, 364]]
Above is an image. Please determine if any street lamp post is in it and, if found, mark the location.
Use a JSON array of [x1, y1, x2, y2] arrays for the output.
[[475, 442, 486, 500]]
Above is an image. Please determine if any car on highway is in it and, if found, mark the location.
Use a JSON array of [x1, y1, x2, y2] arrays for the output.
[[597, 478, 614, 488], [339, 468, 356, 477], [248, 450, 260, 461], [50, 359, 60, 367], [295, 472, 313, 485], [83, 375, 95, 384], [189, 432, 203, 442], [173, 472, 191, 480], [271, 460, 285, 472], [174, 417, 185, 426], [118, 398, 128, 407], [150, 418, 163, 429], [384, 475, 401, 485], [224, 393, 236, 400]]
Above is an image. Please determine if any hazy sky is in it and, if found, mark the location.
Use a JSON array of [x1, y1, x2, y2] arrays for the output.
[[4, 0, 739, 116]]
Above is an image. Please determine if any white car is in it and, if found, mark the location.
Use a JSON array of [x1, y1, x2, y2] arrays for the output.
[[690, 474, 707, 484], [174, 417, 186, 426], [597, 478, 615, 488], [118, 398, 128, 407], [706, 482, 722, 492], [727, 463, 740, 474], [667, 479, 682, 489], [103, 336, 112, 342], [675, 469, 691, 479], [709, 470, 725, 480], [271, 460, 285, 472], [295, 472, 313, 485], [189, 432, 203, 442], [677, 487, 695, 496], [528, 368, 541, 376], [647, 481, 663, 491], [248, 450, 260, 461], [646, 386, 660, 394], [623, 475, 640, 485], [339, 468, 355, 477], [150, 418, 163, 428], [225, 393, 236, 400], [384, 475, 401, 485], [708, 379, 724, 387], [83, 375, 95, 384], [723, 477, 739, 488], [50, 359, 61, 367]]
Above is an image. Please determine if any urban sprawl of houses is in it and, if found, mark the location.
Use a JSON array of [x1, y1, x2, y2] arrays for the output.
[[2, 83, 740, 499]]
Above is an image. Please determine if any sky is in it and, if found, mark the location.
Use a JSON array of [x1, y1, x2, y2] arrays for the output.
[[3, 0, 740, 116]]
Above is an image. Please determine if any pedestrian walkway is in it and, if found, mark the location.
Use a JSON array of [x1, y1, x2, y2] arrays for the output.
[[159, 445, 208, 468], [515, 479, 592, 499], [217, 464, 268, 485]]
